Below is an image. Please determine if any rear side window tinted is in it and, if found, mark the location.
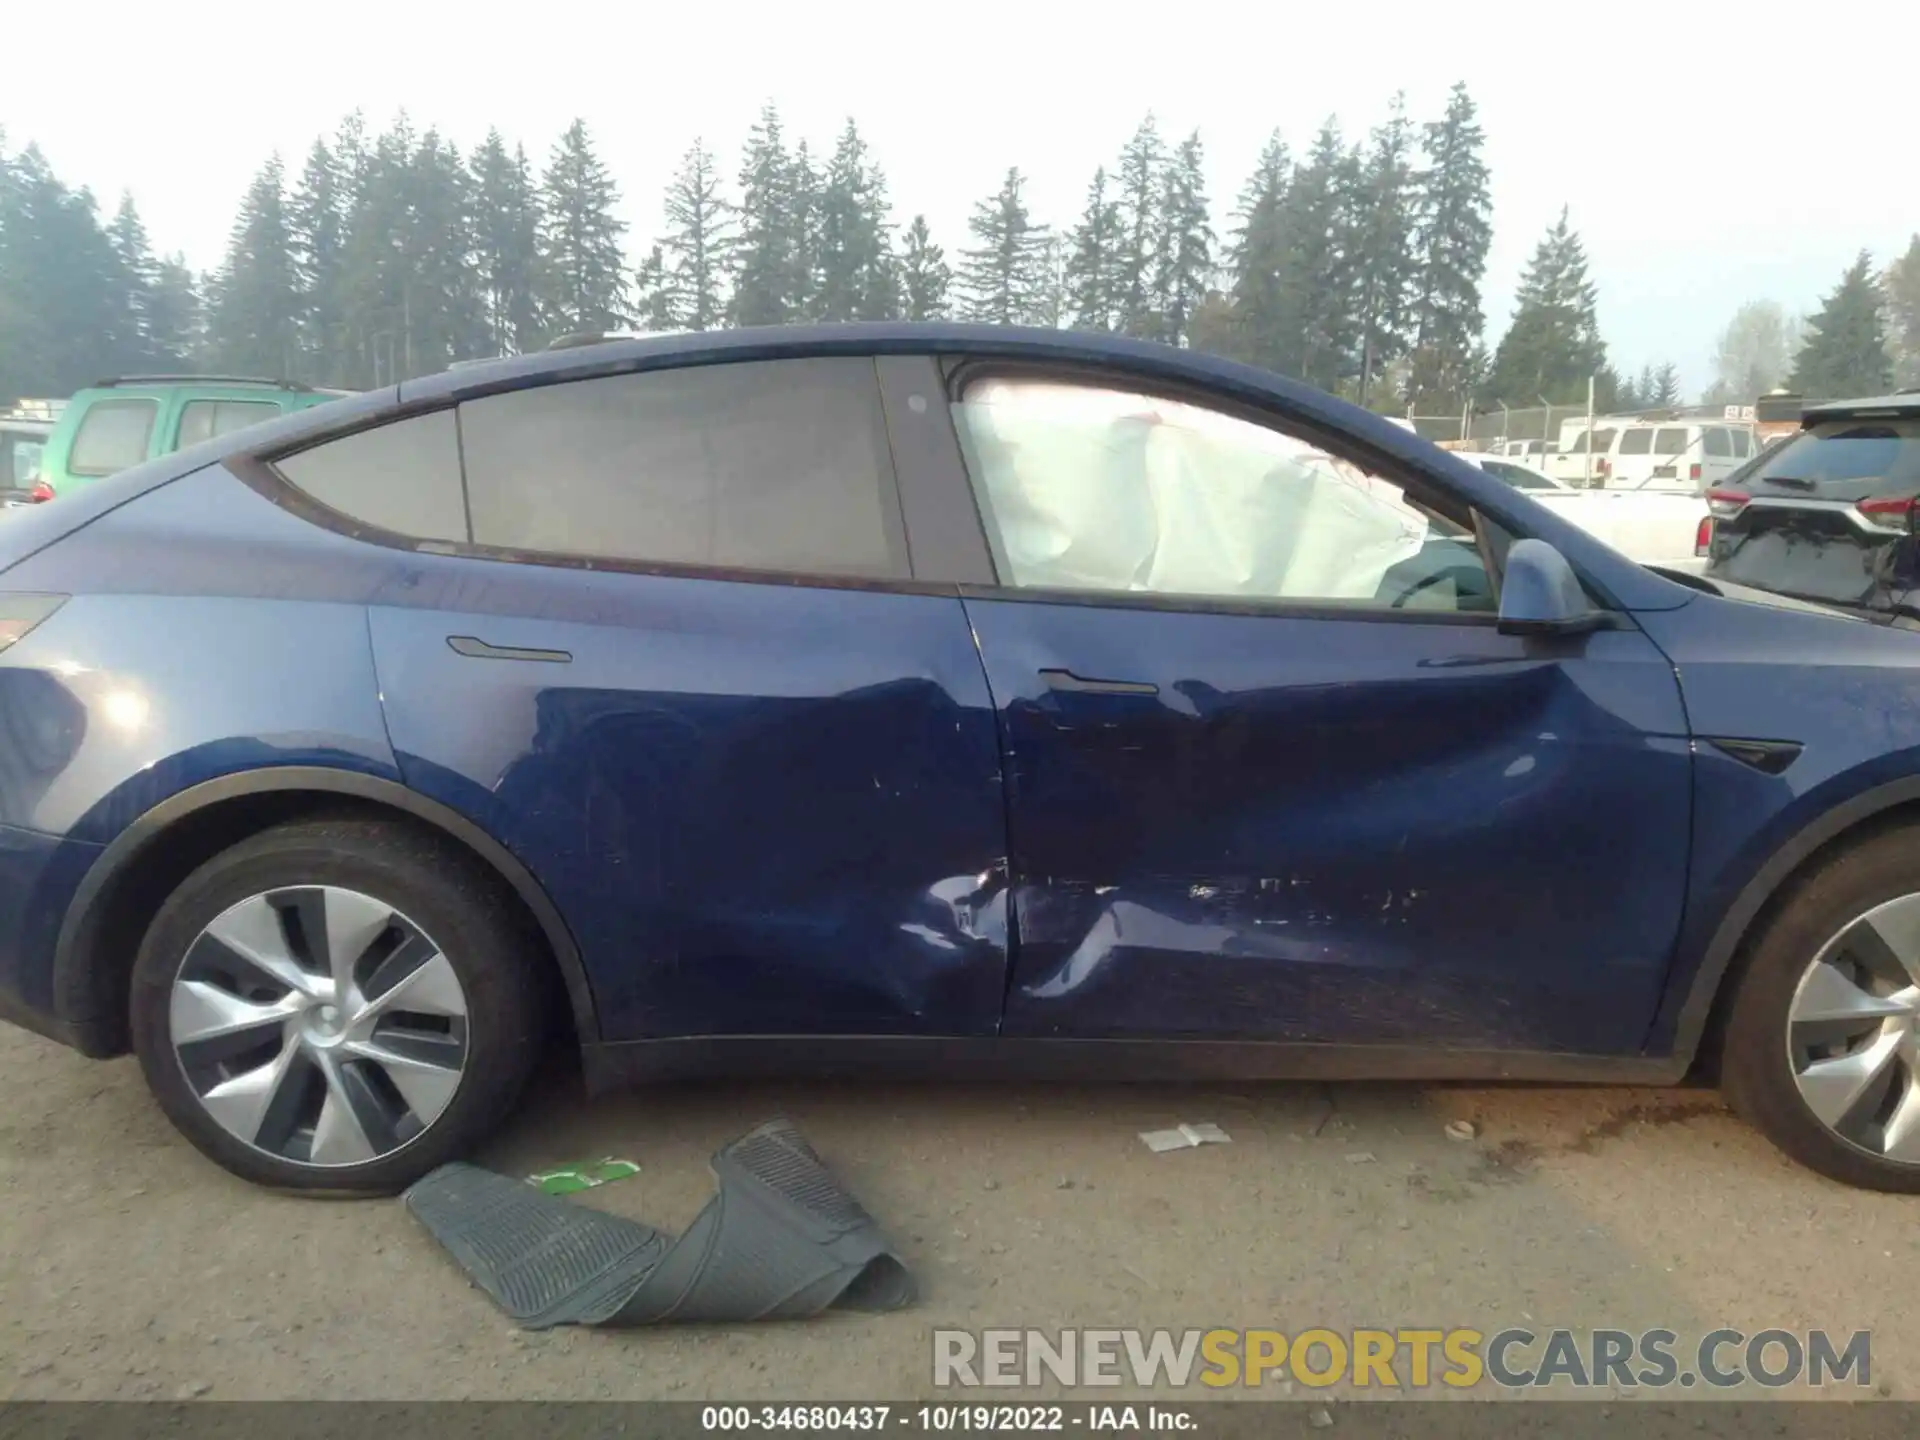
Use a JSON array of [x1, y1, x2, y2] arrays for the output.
[[1654, 428, 1688, 455], [460, 358, 906, 578], [1704, 428, 1732, 457], [274, 410, 468, 542], [178, 399, 281, 450], [69, 399, 157, 476], [1731, 429, 1752, 457], [1618, 429, 1653, 455]]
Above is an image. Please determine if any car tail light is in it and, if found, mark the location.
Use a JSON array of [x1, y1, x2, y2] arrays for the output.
[[1706, 488, 1749, 518], [28, 480, 54, 503], [1695, 516, 1713, 556], [1857, 496, 1915, 533], [1689, 463, 1702, 482], [0, 594, 67, 653]]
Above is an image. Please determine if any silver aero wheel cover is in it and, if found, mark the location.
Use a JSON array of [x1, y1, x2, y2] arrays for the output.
[[168, 885, 469, 1169], [1787, 892, 1920, 1164]]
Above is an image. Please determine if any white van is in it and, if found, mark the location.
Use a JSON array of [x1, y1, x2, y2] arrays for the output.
[[1549, 420, 1758, 490], [1497, 438, 1559, 462], [1608, 421, 1758, 489]]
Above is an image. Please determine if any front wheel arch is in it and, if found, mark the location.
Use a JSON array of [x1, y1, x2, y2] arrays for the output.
[[51, 766, 599, 1059], [1676, 776, 1920, 1076]]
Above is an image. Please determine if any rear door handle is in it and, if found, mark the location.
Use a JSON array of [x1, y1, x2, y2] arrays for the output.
[[1039, 668, 1158, 696], [446, 635, 572, 664]]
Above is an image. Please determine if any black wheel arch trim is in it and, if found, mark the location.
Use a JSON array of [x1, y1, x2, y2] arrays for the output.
[[51, 766, 600, 1056], [1666, 773, 1920, 1068]]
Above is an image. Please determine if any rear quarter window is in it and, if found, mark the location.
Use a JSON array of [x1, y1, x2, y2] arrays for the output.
[[273, 410, 469, 543], [69, 399, 158, 476], [458, 358, 907, 579]]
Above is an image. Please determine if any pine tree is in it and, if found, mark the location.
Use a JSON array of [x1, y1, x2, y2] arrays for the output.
[[1273, 121, 1361, 392], [787, 140, 823, 321], [1651, 361, 1681, 407], [205, 154, 301, 378], [1223, 131, 1290, 372], [1615, 369, 1644, 411], [0, 141, 127, 399], [1112, 116, 1164, 338], [1149, 132, 1213, 346], [957, 167, 1053, 326], [403, 128, 488, 372], [287, 138, 347, 380], [1886, 236, 1920, 388], [1407, 82, 1492, 411], [899, 214, 951, 321], [633, 244, 677, 331], [535, 118, 629, 337], [1348, 95, 1418, 404], [659, 138, 733, 330], [814, 119, 896, 322], [333, 114, 419, 385], [471, 130, 541, 355], [1791, 252, 1893, 398], [1485, 208, 1608, 405], [105, 193, 157, 371], [1063, 167, 1123, 331], [147, 253, 201, 364], [731, 104, 797, 326]]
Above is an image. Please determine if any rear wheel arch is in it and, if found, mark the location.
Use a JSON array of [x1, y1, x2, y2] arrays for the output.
[[1678, 775, 1920, 1073], [52, 766, 598, 1058]]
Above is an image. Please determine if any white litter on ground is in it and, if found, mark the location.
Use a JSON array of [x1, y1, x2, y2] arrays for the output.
[[1139, 1122, 1232, 1153]]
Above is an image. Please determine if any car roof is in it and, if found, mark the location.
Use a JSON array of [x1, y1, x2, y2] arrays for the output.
[[1801, 391, 1920, 423], [396, 322, 1317, 404]]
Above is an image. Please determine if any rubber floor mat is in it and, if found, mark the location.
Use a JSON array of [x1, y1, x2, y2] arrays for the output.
[[404, 1118, 915, 1328]]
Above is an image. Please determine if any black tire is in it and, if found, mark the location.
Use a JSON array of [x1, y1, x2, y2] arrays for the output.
[[129, 815, 547, 1195], [1722, 825, 1920, 1193]]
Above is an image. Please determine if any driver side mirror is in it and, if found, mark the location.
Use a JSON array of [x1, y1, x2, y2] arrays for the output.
[[1497, 539, 1614, 638]]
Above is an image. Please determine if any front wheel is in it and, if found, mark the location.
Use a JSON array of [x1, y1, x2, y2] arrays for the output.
[[1722, 826, 1920, 1192], [129, 816, 547, 1194]]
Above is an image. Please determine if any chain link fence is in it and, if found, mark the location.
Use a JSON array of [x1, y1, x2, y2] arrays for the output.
[[1405, 403, 1598, 452]]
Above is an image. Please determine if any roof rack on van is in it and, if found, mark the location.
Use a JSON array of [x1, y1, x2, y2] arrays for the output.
[[91, 374, 318, 391]]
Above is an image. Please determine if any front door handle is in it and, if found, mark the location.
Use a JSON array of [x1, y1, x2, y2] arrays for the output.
[[1039, 668, 1158, 696], [446, 635, 572, 664]]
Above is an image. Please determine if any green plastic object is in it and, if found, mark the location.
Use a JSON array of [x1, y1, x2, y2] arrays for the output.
[[527, 1158, 641, 1196]]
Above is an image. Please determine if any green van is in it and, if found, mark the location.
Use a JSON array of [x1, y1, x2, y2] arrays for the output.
[[30, 375, 353, 502]]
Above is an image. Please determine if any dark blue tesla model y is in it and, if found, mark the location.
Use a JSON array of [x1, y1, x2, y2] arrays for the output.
[[3, 324, 1920, 1193]]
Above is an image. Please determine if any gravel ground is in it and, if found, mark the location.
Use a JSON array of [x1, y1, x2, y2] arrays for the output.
[[0, 1023, 1913, 1416]]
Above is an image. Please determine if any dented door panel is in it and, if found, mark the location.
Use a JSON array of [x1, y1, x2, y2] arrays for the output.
[[965, 597, 1693, 1054], [369, 560, 1011, 1040]]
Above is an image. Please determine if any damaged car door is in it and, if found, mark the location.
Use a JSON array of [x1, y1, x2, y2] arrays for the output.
[[352, 356, 1012, 1041], [944, 369, 1693, 1056]]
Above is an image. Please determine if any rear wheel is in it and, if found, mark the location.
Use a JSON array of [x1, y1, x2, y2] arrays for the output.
[[129, 816, 546, 1194], [1723, 826, 1920, 1192]]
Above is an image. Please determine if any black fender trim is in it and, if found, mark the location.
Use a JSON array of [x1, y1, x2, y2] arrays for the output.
[[51, 766, 599, 1053], [1664, 774, 1920, 1067]]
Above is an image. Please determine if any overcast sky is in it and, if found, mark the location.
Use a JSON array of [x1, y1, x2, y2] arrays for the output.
[[8, 0, 1913, 399]]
